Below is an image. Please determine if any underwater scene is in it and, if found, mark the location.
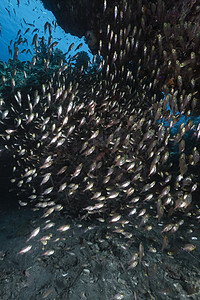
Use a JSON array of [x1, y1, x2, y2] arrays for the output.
[[0, 0, 200, 299]]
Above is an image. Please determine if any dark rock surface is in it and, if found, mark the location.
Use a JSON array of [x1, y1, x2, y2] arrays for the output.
[[40, 0, 200, 56], [1, 207, 200, 299], [41, 0, 101, 53], [40, 0, 200, 106]]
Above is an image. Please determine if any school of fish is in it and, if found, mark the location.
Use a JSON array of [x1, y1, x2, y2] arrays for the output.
[[0, 0, 200, 266]]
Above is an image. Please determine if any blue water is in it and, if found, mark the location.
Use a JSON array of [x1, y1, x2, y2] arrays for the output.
[[0, 0, 93, 63], [160, 92, 200, 137]]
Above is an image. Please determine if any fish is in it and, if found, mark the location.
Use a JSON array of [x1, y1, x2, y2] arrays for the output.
[[17, 29, 21, 36], [40, 173, 51, 185], [110, 214, 121, 223], [42, 187, 54, 196], [18, 245, 32, 255], [32, 33, 38, 46], [182, 244, 196, 252], [5, 8, 11, 16], [24, 28, 30, 34], [8, 45, 12, 57], [43, 222, 55, 230], [65, 43, 74, 55], [57, 225, 70, 232], [44, 22, 49, 34], [50, 41, 58, 48], [75, 43, 83, 51], [41, 250, 54, 256], [32, 28, 39, 33], [26, 227, 40, 242]]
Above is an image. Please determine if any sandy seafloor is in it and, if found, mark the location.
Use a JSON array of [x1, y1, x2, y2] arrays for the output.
[[0, 202, 200, 300]]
